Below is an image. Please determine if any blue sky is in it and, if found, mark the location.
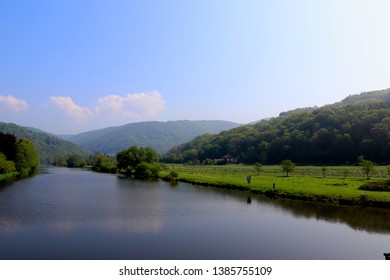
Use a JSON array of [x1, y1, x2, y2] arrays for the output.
[[1, 0, 390, 134]]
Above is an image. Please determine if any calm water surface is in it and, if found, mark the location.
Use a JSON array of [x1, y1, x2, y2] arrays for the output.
[[1, 167, 390, 260]]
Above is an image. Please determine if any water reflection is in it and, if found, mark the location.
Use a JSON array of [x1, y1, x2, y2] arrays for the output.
[[251, 194, 390, 234], [1, 167, 390, 260], [48, 217, 165, 235], [192, 183, 390, 235], [0, 168, 166, 235]]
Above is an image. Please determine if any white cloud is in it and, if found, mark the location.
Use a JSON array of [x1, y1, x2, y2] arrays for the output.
[[96, 91, 165, 121], [48, 92, 165, 130], [0, 95, 28, 112], [50, 96, 94, 122]]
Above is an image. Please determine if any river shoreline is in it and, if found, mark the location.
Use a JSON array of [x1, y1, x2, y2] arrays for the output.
[[158, 165, 390, 209], [174, 177, 390, 208], [0, 172, 17, 183]]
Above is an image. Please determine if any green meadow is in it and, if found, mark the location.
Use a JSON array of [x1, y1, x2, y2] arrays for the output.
[[159, 164, 390, 207]]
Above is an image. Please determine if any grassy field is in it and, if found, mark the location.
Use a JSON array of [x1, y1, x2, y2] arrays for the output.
[[159, 164, 390, 207]]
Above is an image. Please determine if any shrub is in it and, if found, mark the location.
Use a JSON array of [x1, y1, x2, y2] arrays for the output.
[[92, 153, 117, 173], [162, 170, 179, 182], [134, 162, 161, 179], [0, 152, 16, 174], [359, 180, 390, 192], [169, 170, 179, 178]]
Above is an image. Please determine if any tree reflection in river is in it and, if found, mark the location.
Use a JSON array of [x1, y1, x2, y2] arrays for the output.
[[249, 193, 390, 235]]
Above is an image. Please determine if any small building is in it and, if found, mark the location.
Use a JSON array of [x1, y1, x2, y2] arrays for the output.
[[214, 154, 234, 165]]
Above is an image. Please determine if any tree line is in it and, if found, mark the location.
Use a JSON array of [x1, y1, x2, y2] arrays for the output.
[[0, 132, 39, 178], [163, 99, 390, 165]]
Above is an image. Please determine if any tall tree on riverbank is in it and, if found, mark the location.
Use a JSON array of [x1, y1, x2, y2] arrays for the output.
[[92, 153, 117, 173], [0, 132, 39, 178], [116, 146, 159, 178], [0, 152, 16, 174], [0, 132, 17, 161], [15, 138, 39, 177]]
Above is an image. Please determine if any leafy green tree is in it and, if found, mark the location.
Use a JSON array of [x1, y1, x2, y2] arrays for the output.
[[0, 152, 16, 174], [244, 146, 258, 164], [360, 159, 376, 179], [258, 141, 269, 163], [281, 159, 296, 177], [116, 146, 159, 176], [66, 153, 87, 168], [0, 132, 17, 160], [14, 139, 39, 177], [92, 153, 117, 173], [254, 162, 263, 175], [134, 162, 161, 179], [53, 156, 67, 167], [182, 148, 198, 163]]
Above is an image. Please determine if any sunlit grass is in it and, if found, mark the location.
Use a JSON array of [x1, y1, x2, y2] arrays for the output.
[[159, 164, 390, 205]]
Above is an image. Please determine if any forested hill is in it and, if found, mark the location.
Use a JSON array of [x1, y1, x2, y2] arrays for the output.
[[164, 88, 390, 165], [278, 88, 390, 117], [0, 122, 90, 164], [65, 120, 240, 154]]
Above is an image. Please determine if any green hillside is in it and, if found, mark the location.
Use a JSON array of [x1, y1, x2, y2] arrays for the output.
[[335, 88, 390, 107], [164, 89, 390, 165], [66, 120, 240, 154], [0, 122, 90, 164]]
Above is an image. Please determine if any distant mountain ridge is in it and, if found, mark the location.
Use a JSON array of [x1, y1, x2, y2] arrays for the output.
[[0, 122, 90, 164], [65, 120, 240, 154]]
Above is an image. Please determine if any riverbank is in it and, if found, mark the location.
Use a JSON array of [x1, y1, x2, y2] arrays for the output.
[[0, 172, 17, 183], [159, 165, 390, 208], [0, 169, 39, 184]]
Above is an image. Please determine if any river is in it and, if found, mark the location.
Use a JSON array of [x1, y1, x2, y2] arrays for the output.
[[1, 167, 390, 260]]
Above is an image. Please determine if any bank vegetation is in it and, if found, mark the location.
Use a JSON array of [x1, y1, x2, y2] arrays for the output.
[[159, 164, 390, 208], [0, 132, 39, 182]]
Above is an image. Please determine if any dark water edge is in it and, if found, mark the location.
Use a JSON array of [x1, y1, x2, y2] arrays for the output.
[[190, 182, 390, 235], [0, 173, 17, 185], [1, 167, 390, 260], [0, 168, 40, 187]]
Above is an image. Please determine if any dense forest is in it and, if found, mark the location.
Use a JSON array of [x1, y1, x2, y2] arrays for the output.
[[163, 89, 390, 165], [0, 122, 90, 165], [0, 132, 39, 178]]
